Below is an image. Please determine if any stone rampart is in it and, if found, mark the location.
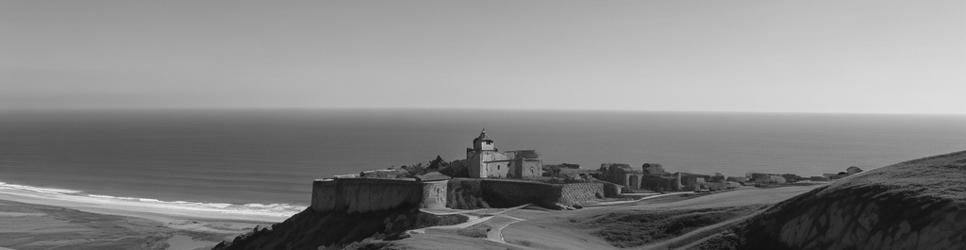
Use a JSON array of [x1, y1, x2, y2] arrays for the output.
[[311, 178, 426, 214], [602, 182, 622, 197], [447, 178, 489, 209], [311, 179, 338, 212], [481, 179, 561, 208], [558, 182, 605, 206], [640, 174, 681, 192], [446, 178, 606, 209], [313, 178, 608, 213]]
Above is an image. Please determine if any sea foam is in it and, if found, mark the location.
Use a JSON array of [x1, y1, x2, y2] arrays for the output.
[[0, 182, 83, 195], [0, 181, 305, 220]]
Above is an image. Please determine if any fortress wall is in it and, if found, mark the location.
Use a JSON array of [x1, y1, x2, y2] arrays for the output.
[[640, 175, 681, 192], [311, 179, 338, 212], [481, 179, 561, 208], [446, 179, 489, 209], [558, 183, 605, 206], [339, 178, 422, 214], [445, 179, 606, 209], [312, 177, 605, 213], [311, 178, 424, 214], [602, 182, 622, 197]]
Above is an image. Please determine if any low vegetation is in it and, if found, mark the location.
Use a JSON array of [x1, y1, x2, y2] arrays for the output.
[[580, 205, 765, 248], [213, 207, 467, 250]]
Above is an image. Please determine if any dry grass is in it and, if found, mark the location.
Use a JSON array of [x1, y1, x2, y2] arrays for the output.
[[580, 205, 765, 248], [830, 150, 966, 202]]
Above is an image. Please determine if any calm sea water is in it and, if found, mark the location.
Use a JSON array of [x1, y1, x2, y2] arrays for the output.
[[1, 109, 965, 210]]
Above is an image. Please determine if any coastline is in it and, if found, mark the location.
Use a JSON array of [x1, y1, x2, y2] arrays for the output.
[[0, 198, 263, 250], [0, 183, 284, 250], [0, 181, 300, 223]]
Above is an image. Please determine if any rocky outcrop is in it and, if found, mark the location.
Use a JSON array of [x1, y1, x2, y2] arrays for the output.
[[722, 150, 966, 249]]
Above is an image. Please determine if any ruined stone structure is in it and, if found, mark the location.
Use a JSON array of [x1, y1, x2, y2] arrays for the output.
[[750, 173, 787, 184], [640, 174, 683, 192], [600, 163, 683, 192], [677, 172, 711, 191], [466, 129, 542, 178], [599, 163, 643, 189], [641, 163, 667, 175]]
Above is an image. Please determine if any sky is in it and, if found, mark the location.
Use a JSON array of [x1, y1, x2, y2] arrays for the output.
[[2, 1, 964, 114]]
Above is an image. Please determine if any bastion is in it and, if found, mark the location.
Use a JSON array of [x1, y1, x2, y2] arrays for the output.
[[311, 178, 447, 214]]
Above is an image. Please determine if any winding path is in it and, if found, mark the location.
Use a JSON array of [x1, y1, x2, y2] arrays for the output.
[[407, 204, 531, 235], [588, 192, 694, 207], [400, 187, 818, 250]]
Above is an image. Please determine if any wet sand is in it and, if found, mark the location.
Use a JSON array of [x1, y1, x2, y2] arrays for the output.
[[0, 197, 269, 250]]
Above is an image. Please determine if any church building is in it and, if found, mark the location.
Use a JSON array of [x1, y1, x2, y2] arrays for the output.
[[465, 129, 542, 178]]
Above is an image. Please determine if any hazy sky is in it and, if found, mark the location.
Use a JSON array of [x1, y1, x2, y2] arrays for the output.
[[3, 1, 964, 113]]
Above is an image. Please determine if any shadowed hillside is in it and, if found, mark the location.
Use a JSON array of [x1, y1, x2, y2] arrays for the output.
[[212, 206, 466, 250], [702, 150, 966, 249]]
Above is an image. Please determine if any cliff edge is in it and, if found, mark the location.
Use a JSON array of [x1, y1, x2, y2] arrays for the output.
[[710, 150, 966, 249]]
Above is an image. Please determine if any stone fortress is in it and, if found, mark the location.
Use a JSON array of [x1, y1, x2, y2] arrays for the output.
[[310, 174, 449, 214], [311, 130, 575, 214], [599, 163, 723, 192], [310, 129, 835, 215]]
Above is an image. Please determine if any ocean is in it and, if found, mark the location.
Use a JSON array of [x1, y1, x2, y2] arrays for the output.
[[1, 109, 964, 217]]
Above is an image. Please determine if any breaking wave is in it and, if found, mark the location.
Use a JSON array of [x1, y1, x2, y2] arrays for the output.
[[0, 181, 305, 220], [0, 182, 83, 195]]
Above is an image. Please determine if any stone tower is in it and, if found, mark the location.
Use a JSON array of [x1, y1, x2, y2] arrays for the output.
[[466, 129, 542, 178], [472, 129, 496, 151], [467, 129, 508, 178]]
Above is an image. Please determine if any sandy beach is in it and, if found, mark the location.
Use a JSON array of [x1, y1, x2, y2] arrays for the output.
[[0, 187, 282, 250]]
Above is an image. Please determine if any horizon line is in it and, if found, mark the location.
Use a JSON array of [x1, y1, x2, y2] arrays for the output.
[[1, 106, 964, 116]]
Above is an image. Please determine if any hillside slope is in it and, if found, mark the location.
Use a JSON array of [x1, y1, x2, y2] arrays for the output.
[[212, 206, 466, 250], [716, 150, 966, 249]]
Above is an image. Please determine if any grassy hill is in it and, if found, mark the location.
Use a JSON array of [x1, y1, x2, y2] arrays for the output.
[[706, 150, 966, 249]]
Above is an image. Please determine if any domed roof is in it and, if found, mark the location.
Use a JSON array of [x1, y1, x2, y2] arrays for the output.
[[473, 128, 493, 142]]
